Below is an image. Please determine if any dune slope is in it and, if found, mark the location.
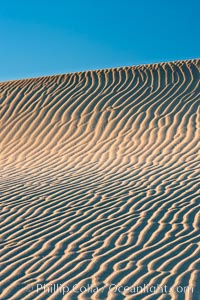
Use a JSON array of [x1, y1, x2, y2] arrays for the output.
[[0, 59, 200, 300]]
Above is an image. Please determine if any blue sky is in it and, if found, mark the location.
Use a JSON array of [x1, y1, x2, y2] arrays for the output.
[[0, 0, 199, 81]]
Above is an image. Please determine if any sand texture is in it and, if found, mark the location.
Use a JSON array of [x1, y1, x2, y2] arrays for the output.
[[0, 59, 200, 300]]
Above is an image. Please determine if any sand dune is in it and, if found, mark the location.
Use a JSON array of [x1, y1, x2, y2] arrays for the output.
[[0, 59, 200, 299]]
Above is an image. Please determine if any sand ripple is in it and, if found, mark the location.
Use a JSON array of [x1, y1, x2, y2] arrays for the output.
[[0, 59, 200, 299]]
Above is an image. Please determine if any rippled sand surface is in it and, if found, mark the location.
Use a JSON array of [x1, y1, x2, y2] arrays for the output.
[[0, 59, 200, 300]]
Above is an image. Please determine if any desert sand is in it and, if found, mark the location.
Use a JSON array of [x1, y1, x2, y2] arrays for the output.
[[0, 59, 200, 300]]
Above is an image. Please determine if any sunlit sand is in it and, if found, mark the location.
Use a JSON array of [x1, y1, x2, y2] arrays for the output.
[[0, 59, 199, 299]]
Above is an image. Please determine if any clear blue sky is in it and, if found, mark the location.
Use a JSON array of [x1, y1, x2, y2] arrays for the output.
[[0, 0, 199, 81]]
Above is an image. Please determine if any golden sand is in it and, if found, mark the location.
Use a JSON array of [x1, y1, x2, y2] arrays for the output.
[[0, 59, 199, 299]]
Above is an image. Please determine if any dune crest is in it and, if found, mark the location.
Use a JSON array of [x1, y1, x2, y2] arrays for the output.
[[0, 59, 200, 299]]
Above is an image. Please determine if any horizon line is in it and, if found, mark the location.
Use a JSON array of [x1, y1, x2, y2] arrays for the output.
[[0, 57, 199, 84]]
